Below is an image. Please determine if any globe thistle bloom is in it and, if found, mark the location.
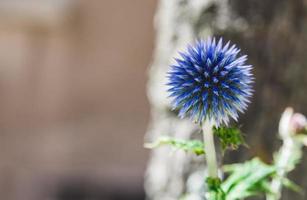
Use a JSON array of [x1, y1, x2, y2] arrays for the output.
[[167, 38, 253, 126]]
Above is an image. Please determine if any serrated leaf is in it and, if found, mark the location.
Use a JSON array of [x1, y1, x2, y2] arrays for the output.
[[221, 158, 276, 200], [144, 136, 205, 155], [213, 126, 247, 153]]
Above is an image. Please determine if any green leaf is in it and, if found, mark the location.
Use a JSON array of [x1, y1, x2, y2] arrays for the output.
[[213, 126, 247, 153], [206, 177, 226, 200], [144, 136, 205, 155], [221, 158, 276, 200]]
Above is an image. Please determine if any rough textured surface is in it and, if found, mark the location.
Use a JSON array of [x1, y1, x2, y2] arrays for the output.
[[145, 0, 307, 199]]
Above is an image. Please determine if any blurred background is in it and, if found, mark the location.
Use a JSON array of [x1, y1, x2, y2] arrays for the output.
[[0, 0, 156, 199]]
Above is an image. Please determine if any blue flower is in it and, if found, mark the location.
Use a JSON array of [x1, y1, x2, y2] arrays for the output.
[[167, 38, 253, 125]]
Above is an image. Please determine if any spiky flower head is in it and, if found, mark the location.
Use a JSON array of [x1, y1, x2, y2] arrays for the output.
[[167, 38, 253, 126]]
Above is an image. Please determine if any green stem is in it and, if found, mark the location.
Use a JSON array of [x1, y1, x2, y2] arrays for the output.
[[202, 121, 218, 178]]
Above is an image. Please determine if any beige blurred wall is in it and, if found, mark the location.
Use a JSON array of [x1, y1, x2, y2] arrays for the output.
[[0, 0, 156, 199]]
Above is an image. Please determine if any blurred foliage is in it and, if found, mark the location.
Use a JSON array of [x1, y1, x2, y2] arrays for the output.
[[206, 177, 225, 200], [222, 158, 302, 200], [145, 136, 205, 155], [145, 126, 306, 200], [222, 158, 276, 200]]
